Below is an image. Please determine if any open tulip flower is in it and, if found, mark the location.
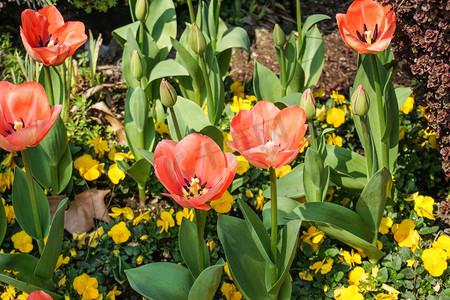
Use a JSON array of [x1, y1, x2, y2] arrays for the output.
[[0, 81, 62, 152], [20, 5, 87, 66], [228, 101, 309, 169], [28, 291, 53, 300], [154, 133, 237, 211], [336, 0, 395, 54]]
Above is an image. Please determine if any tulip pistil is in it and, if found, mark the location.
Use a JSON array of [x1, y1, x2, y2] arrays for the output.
[[5, 118, 25, 135], [182, 175, 208, 199], [356, 23, 379, 44], [38, 34, 59, 48]]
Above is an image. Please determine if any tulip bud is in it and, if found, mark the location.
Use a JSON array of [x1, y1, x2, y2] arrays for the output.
[[189, 23, 207, 55], [351, 85, 370, 117], [273, 24, 286, 48], [300, 88, 316, 120], [135, 0, 149, 22], [160, 78, 177, 108], [131, 50, 143, 81]]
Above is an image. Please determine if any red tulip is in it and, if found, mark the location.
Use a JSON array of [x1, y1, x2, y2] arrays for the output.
[[154, 134, 237, 211], [228, 101, 309, 169], [336, 0, 395, 54], [20, 5, 87, 66], [26, 291, 53, 300], [0, 81, 62, 152]]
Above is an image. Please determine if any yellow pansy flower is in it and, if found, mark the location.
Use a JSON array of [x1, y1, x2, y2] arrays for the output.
[[223, 132, 235, 153], [327, 133, 343, 147], [2, 152, 17, 168], [230, 81, 244, 98], [73, 273, 99, 300], [0, 169, 14, 192], [331, 90, 346, 104], [133, 210, 150, 226], [55, 254, 70, 270], [299, 226, 325, 252], [106, 286, 122, 300], [392, 219, 421, 252], [108, 221, 131, 244], [316, 105, 326, 122], [108, 163, 126, 184], [207, 239, 216, 251], [400, 96, 414, 114], [375, 293, 397, 300], [11, 231, 33, 253], [157, 209, 175, 233], [342, 249, 362, 266], [337, 285, 364, 300], [224, 262, 233, 281], [88, 227, 105, 248], [16, 292, 28, 300], [58, 275, 67, 286], [298, 271, 314, 281], [313, 88, 325, 98], [230, 95, 257, 113], [175, 208, 194, 226], [210, 190, 234, 214], [326, 107, 346, 128], [299, 138, 309, 153], [73, 232, 86, 249], [309, 258, 333, 274], [422, 247, 447, 277], [87, 136, 110, 158], [378, 217, 393, 234], [245, 190, 254, 198], [275, 165, 291, 178], [236, 155, 250, 175], [399, 126, 406, 141], [414, 195, 435, 220], [74, 154, 104, 181], [348, 266, 368, 286], [221, 282, 242, 300], [136, 255, 143, 265], [255, 189, 265, 211], [109, 207, 134, 220], [432, 235, 450, 259], [155, 122, 171, 137], [108, 147, 134, 162], [3, 203, 15, 224]]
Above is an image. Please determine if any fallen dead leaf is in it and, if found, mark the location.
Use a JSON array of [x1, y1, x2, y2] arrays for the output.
[[90, 101, 127, 145]]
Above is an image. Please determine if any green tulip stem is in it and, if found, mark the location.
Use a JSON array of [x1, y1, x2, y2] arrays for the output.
[[194, 208, 205, 272], [43, 65, 55, 107], [370, 54, 388, 170], [308, 120, 316, 150], [269, 167, 278, 278], [137, 183, 146, 205], [169, 106, 182, 141], [138, 21, 145, 50], [186, 0, 195, 24], [359, 116, 373, 180], [21, 149, 44, 253], [280, 50, 287, 98], [199, 54, 216, 125], [296, 0, 302, 51]]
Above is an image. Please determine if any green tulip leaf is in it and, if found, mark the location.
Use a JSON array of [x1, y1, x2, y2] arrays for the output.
[[188, 259, 225, 300], [136, 148, 154, 166], [199, 126, 223, 150], [262, 163, 305, 200], [125, 159, 151, 187], [129, 87, 149, 131], [149, 60, 189, 83], [253, 61, 282, 102], [38, 66, 63, 107], [275, 92, 302, 108], [145, 0, 176, 55], [303, 148, 329, 202], [395, 87, 412, 109], [301, 14, 331, 36], [300, 25, 325, 89], [171, 38, 203, 92], [0, 202, 6, 245], [0, 274, 61, 300], [113, 255, 132, 284], [262, 197, 301, 230], [216, 26, 250, 54], [284, 32, 297, 88], [126, 262, 194, 300]]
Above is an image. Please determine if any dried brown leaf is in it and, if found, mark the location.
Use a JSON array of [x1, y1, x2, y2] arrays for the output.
[[90, 101, 126, 145]]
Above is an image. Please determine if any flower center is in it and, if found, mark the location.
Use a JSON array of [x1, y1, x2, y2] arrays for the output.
[[182, 175, 208, 199], [38, 34, 59, 47], [5, 118, 25, 135], [356, 24, 379, 44]]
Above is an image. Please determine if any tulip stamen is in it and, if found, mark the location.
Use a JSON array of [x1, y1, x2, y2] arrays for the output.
[[38, 34, 59, 47], [357, 23, 379, 45], [182, 175, 209, 199], [5, 118, 25, 135]]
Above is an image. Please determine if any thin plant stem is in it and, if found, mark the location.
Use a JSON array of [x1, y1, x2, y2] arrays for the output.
[[137, 183, 146, 205], [21, 149, 45, 253], [138, 21, 145, 50], [308, 120, 316, 150], [199, 54, 215, 125], [186, 0, 195, 24], [269, 167, 278, 281], [359, 116, 373, 180], [169, 106, 182, 141], [280, 50, 287, 98], [296, 0, 302, 52], [43, 66, 55, 106], [194, 208, 205, 272]]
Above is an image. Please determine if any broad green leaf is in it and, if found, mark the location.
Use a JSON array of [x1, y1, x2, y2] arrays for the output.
[[395, 87, 412, 109], [208, 56, 225, 125], [129, 87, 149, 131], [237, 199, 273, 264], [262, 197, 301, 229], [113, 256, 131, 284], [56, 146, 73, 194], [284, 32, 297, 88], [199, 126, 223, 150], [188, 259, 225, 300], [229, 177, 246, 193], [35, 117, 67, 167], [301, 14, 331, 36], [216, 27, 250, 54], [179, 218, 210, 278], [145, 0, 177, 54], [12, 166, 50, 240], [171, 38, 203, 92], [300, 26, 325, 89], [125, 159, 151, 187], [217, 215, 271, 299], [126, 263, 194, 300], [149, 60, 189, 83], [0, 274, 61, 300], [35, 198, 67, 280], [286, 202, 384, 263], [0, 254, 52, 289], [262, 163, 305, 200], [275, 92, 302, 108], [383, 80, 399, 172], [38, 66, 63, 107], [0, 202, 7, 246], [136, 149, 154, 166], [303, 148, 329, 202], [356, 168, 392, 244], [112, 22, 139, 47], [253, 61, 282, 102], [324, 144, 367, 190]]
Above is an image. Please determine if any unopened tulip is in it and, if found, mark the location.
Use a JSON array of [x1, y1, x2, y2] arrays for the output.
[[135, 0, 149, 22], [273, 24, 286, 48], [131, 50, 143, 81], [351, 85, 370, 117], [300, 88, 316, 120], [189, 23, 207, 55], [160, 79, 177, 108]]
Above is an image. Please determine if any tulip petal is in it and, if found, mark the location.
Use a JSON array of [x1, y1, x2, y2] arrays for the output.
[[251, 101, 279, 140], [33, 44, 71, 66], [228, 110, 265, 152], [0, 134, 22, 152], [0, 81, 15, 135], [209, 153, 238, 201], [53, 22, 87, 56], [38, 5, 65, 34], [346, 0, 384, 35], [21, 9, 47, 47], [272, 105, 307, 150]]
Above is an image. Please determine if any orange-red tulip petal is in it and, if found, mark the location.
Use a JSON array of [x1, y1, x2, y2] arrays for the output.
[[0, 81, 62, 152], [27, 291, 53, 300], [154, 134, 238, 211], [20, 5, 87, 66], [336, 0, 395, 54], [228, 101, 309, 169]]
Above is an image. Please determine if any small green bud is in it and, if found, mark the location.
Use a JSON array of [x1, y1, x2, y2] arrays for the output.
[[189, 23, 207, 55], [160, 78, 177, 108], [273, 24, 286, 48], [300, 88, 316, 120], [135, 0, 149, 22], [131, 50, 143, 81], [351, 85, 370, 117]]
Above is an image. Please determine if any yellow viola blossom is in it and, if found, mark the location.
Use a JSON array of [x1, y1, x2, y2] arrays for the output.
[[378, 217, 393, 234], [400, 96, 414, 114], [327, 133, 343, 147], [331, 90, 346, 104], [422, 247, 447, 277], [106, 286, 122, 300], [230, 81, 245, 98], [140, 235, 148, 241], [342, 249, 362, 266], [155, 122, 171, 137], [175, 208, 194, 226], [0, 169, 14, 192], [74, 154, 104, 181], [207, 239, 216, 251], [299, 226, 325, 252], [404, 191, 419, 202], [55, 254, 70, 270], [316, 105, 326, 122], [136, 255, 143, 265], [108, 147, 134, 162], [2, 152, 17, 167], [299, 139, 309, 154], [221, 282, 242, 300], [16, 292, 28, 300], [73, 232, 86, 249], [133, 210, 150, 226], [414, 195, 435, 220], [88, 227, 105, 248], [3, 203, 15, 224], [223, 132, 235, 153], [236, 155, 250, 175], [432, 235, 450, 259], [255, 189, 265, 211], [157, 209, 175, 233], [210, 190, 234, 214], [224, 262, 233, 281], [108, 163, 126, 184], [336, 285, 364, 300], [87, 136, 110, 158], [375, 293, 397, 300], [109, 207, 134, 220], [398, 126, 406, 141], [230, 95, 257, 113], [348, 266, 368, 286], [313, 88, 325, 98], [73, 273, 99, 300], [108, 221, 131, 244], [275, 165, 291, 178], [309, 258, 333, 274], [11, 230, 33, 253], [298, 271, 314, 281], [392, 219, 421, 252], [1, 285, 16, 300], [326, 107, 346, 128], [245, 190, 254, 198]]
